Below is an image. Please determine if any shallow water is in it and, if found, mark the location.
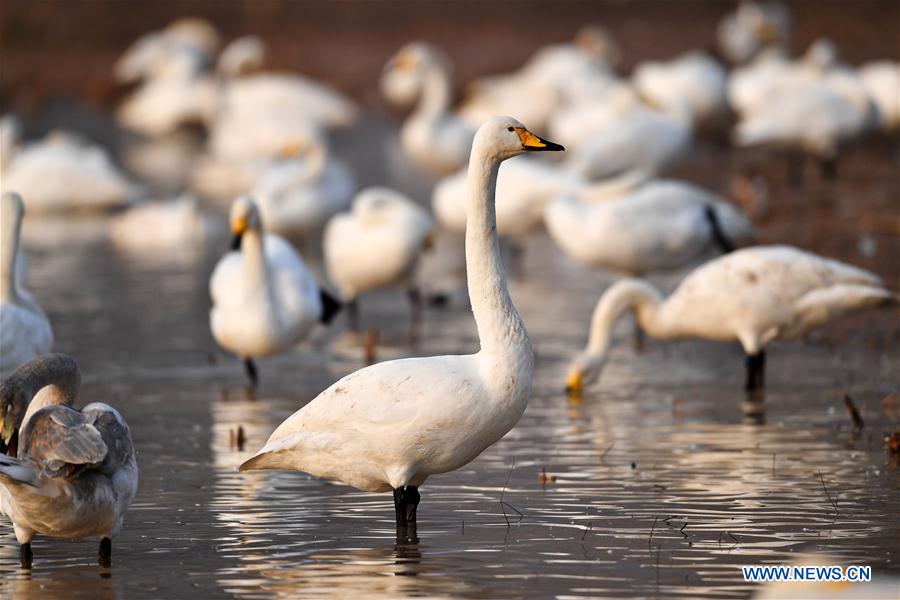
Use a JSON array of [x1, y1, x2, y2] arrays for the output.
[[1, 107, 899, 599]]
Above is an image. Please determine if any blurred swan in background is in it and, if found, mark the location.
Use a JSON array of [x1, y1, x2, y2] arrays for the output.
[[0, 193, 53, 378], [459, 26, 621, 129], [564, 245, 896, 395], [632, 51, 729, 131], [113, 17, 220, 85], [1, 132, 140, 212], [240, 117, 563, 530], [324, 187, 434, 330], [432, 155, 586, 239], [716, 1, 791, 65], [381, 42, 474, 175], [544, 179, 755, 276], [210, 197, 341, 387], [0, 115, 21, 174], [0, 353, 138, 566], [109, 195, 224, 260], [250, 135, 356, 241]]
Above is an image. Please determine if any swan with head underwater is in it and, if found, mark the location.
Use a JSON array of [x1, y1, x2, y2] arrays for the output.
[[240, 117, 563, 529], [564, 245, 897, 396]]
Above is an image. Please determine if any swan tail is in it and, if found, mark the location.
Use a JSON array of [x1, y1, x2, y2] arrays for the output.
[[319, 289, 343, 325], [793, 284, 897, 332], [239, 431, 324, 472], [0, 455, 37, 487]]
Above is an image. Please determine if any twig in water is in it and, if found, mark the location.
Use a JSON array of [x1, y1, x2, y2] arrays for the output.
[[817, 471, 840, 517], [648, 516, 658, 549], [600, 442, 614, 462], [582, 521, 593, 541], [499, 458, 523, 526]]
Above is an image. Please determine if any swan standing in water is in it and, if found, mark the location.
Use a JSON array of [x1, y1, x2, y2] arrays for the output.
[[564, 246, 896, 395], [241, 117, 563, 529], [0, 354, 138, 566], [210, 197, 341, 387], [323, 187, 434, 331], [0, 193, 53, 378]]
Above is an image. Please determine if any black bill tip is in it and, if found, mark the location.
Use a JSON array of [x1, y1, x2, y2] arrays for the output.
[[230, 233, 243, 251]]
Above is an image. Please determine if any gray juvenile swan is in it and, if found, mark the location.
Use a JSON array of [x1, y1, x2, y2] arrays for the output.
[[0, 353, 138, 566]]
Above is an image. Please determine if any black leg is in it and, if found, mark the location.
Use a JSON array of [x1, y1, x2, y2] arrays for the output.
[[243, 358, 259, 388], [393, 485, 421, 528], [319, 289, 343, 325], [20, 542, 32, 568], [99, 537, 112, 567], [821, 156, 838, 180], [407, 288, 423, 343], [347, 299, 360, 332], [745, 351, 766, 391], [631, 316, 645, 353]]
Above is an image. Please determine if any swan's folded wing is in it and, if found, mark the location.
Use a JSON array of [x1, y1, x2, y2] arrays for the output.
[[20, 405, 107, 478]]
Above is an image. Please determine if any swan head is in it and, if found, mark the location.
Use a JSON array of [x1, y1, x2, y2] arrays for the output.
[[229, 196, 262, 250], [381, 42, 450, 109], [564, 351, 606, 399], [473, 116, 564, 161]]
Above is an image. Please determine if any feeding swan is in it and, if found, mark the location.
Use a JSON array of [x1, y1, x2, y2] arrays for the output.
[[0, 353, 138, 566], [0, 193, 53, 378], [209, 197, 341, 387], [240, 117, 564, 530], [564, 245, 896, 395]]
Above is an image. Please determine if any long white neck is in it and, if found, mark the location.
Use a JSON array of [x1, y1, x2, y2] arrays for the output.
[[415, 62, 454, 118], [466, 147, 531, 367], [586, 279, 669, 355], [0, 205, 21, 305], [241, 229, 270, 295]]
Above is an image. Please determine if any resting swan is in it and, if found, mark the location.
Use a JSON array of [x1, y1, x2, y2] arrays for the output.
[[209, 197, 341, 387], [0, 353, 139, 566], [544, 180, 756, 275], [0, 193, 53, 378], [241, 117, 564, 530], [564, 245, 896, 395], [324, 187, 434, 330]]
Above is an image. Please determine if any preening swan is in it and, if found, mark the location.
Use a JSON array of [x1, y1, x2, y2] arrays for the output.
[[241, 117, 563, 530], [0, 353, 138, 566], [209, 197, 341, 387], [324, 187, 434, 329], [564, 246, 896, 395], [544, 179, 755, 275], [0, 193, 53, 378], [381, 42, 475, 175]]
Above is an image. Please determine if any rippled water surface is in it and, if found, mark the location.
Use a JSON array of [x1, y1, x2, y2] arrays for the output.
[[1, 107, 899, 599]]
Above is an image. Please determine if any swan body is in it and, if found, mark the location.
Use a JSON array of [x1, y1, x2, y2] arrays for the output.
[[117, 75, 217, 136], [859, 61, 900, 131], [113, 17, 220, 84], [0, 194, 53, 378], [544, 180, 755, 275], [632, 51, 728, 129], [382, 43, 475, 175], [109, 195, 221, 255], [432, 156, 586, 238], [210, 197, 334, 383], [251, 144, 355, 240], [241, 117, 562, 523], [324, 187, 434, 302], [567, 107, 692, 180], [565, 245, 896, 393], [1, 133, 139, 213], [0, 354, 138, 560]]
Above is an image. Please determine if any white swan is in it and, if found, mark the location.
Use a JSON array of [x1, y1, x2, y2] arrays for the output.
[[0, 353, 139, 566], [715, 1, 791, 64], [117, 72, 217, 137], [632, 51, 729, 130], [1, 132, 139, 213], [210, 197, 341, 386], [859, 60, 900, 131], [0, 193, 53, 378], [240, 117, 564, 529], [544, 180, 756, 275], [250, 137, 356, 240], [564, 245, 896, 395], [113, 17, 220, 84], [432, 155, 586, 238], [565, 102, 692, 180], [381, 42, 475, 175], [324, 187, 434, 327]]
